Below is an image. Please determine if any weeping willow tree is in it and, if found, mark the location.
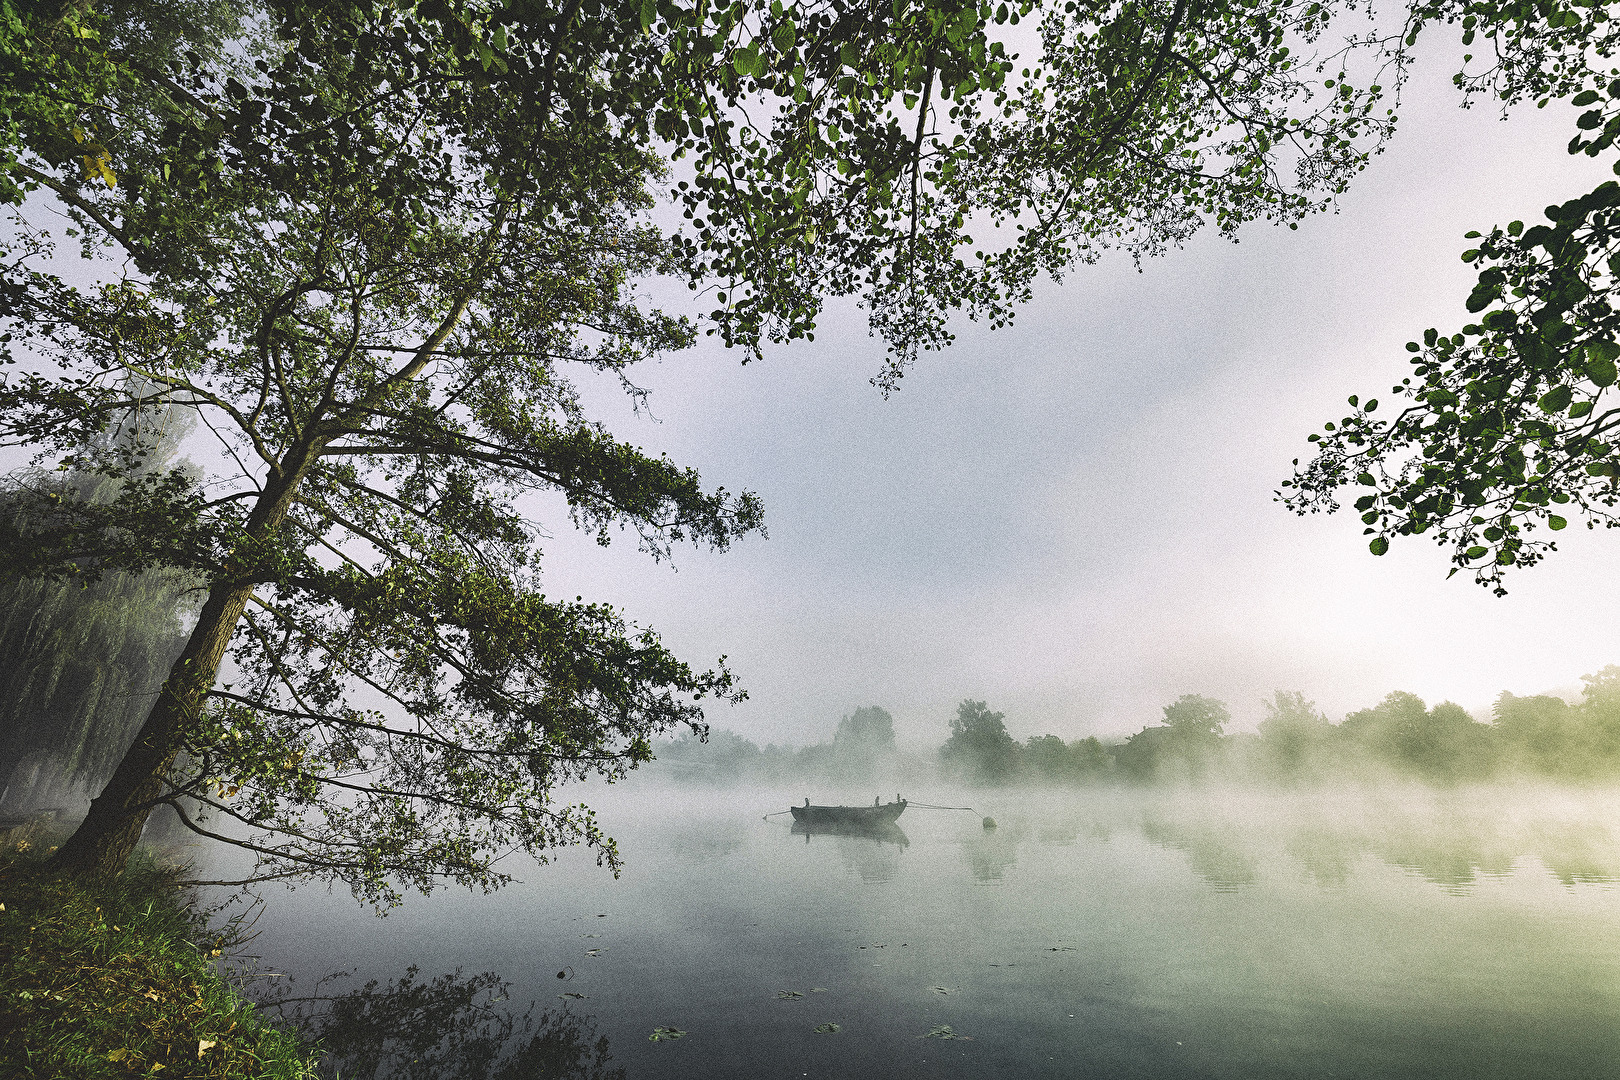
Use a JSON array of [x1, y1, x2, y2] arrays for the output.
[[0, 402, 196, 814]]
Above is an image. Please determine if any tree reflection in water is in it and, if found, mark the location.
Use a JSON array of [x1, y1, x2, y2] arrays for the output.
[[961, 818, 1027, 883], [1141, 818, 1258, 892], [262, 966, 625, 1080], [789, 819, 908, 883]]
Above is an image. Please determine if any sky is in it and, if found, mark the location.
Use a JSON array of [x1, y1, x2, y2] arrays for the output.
[[526, 50, 1620, 749]]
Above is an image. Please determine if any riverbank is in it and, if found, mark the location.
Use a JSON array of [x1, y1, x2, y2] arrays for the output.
[[0, 844, 314, 1079]]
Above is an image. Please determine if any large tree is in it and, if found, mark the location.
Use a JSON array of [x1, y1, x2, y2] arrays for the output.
[[2, 0, 1400, 899]]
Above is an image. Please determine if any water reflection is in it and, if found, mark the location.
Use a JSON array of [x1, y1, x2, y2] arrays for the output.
[[961, 818, 1026, 883], [1141, 818, 1258, 892], [787, 819, 909, 883], [263, 966, 624, 1080], [788, 819, 909, 848], [1284, 825, 1361, 888], [1138, 791, 1620, 895], [1536, 822, 1620, 886], [1375, 829, 1516, 894], [669, 819, 748, 862]]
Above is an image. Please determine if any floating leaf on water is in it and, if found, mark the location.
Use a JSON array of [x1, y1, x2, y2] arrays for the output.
[[1048, 945, 1078, 952], [930, 986, 954, 995], [922, 1025, 971, 1040], [585, 948, 605, 956], [558, 992, 588, 999], [812, 1022, 841, 1034], [810, 988, 828, 993], [583, 933, 601, 938], [649, 1027, 687, 1042], [776, 990, 804, 1000]]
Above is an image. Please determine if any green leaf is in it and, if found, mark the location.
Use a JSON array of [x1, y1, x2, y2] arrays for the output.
[[1573, 89, 1601, 107], [1539, 385, 1573, 413], [1587, 353, 1618, 387], [772, 21, 796, 52], [641, 0, 657, 31], [1465, 546, 1488, 559], [1548, 515, 1568, 530], [1369, 537, 1389, 556]]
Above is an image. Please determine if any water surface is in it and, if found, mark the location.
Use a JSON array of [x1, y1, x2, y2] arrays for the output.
[[210, 784, 1620, 1079]]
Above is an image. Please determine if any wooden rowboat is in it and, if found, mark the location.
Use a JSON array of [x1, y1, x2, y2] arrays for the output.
[[788, 798, 906, 826]]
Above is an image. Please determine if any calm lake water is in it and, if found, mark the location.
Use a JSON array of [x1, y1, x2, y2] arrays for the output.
[[204, 783, 1620, 1079]]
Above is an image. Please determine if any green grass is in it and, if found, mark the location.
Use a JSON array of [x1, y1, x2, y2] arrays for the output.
[[0, 842, 316, 1079]]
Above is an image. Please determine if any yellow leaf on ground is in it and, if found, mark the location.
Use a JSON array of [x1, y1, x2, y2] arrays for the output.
[[198, 1039, 216, 1057], [107, 1048, 131, 1062]]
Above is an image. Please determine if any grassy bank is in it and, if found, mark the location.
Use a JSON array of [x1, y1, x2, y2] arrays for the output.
[[0, 844, 315, 1079]]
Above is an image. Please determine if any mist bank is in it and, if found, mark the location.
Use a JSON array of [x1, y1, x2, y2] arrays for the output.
[[650, 666, 1620, 789]]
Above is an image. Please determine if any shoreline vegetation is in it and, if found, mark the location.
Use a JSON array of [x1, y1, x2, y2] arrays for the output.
[[0, 835, 629, 1080], [0, 844, 314, 1080], [649, 667, 1620, 789]]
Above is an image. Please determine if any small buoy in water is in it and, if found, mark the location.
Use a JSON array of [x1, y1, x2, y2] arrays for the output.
[[982, 816, 997, 831]]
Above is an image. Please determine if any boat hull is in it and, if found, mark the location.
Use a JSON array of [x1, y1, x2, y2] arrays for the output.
[[788, 801, 906, 826]]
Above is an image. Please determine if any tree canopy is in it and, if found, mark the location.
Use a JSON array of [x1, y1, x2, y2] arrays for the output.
[[940, 698, 1020, 783], [0, 0, 1435, 899], [1282, 0, 1620, 591]]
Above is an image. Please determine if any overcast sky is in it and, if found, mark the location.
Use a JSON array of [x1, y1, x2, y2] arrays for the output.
[[528, 52, 1620, 749]]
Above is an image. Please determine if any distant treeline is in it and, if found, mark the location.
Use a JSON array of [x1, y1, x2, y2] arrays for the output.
[[656, 706, 918, 786], [656, 668, 1620, 787]]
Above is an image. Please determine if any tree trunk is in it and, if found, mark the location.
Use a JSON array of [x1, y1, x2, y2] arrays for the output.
[[46, 577, 256, 876], [48, 456, 317, 878]]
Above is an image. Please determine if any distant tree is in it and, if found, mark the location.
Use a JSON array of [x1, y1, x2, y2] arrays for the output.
[[1023, 734, 1071, 783], [1403, 701, 1494, 780], [832, 705, 897, 781], [1161, 695, 1230, 746], [1070, 736, 1110, 776], [1023, 733, 1109, 784], [834, 707, 896, 755], [1341, 691, 1492, 779], [656, 729, 764, 784], [940, 700, 1020, 786], [1115, 695, 1230, 782], [1493, 692, 1578, 773], [1114, 725, 1174, 781], [1256, 691, 1332, 779], [1578, 667, 1620, 767], [1339, 690, 1429, 762]]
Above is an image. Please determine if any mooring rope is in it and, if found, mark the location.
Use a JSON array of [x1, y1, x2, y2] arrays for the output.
[[904, 802, 974, 811]]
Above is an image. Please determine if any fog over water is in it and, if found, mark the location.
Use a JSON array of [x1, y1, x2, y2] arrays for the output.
[[215, 781, 1620, 1079]]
